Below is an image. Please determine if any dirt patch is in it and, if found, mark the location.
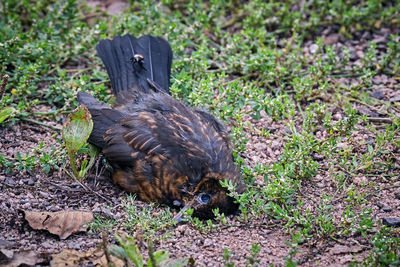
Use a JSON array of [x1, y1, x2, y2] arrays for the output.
[[1, 26, 400, 266]]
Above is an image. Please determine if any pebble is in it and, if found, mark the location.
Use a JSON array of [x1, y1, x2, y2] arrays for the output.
[[203, 238, 213, 247], [309, 44, 319, 54], [26, 178, 35, 186], [382, 206, 393, 212], [394, 191, 400, 200], [370, 90, 385, 100], [382, 217, 400, 227], [49, 206, 60, 212], [271, 140, 281, 150], [40, 192, 50, 198], [5, 177, 16, 185]]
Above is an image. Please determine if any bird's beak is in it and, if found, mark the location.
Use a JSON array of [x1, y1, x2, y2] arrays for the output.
[[173, 203, 191, 223], [173, 197, 200, 223]]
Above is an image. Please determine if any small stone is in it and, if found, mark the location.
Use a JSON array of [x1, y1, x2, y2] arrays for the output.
[[382, 217, 400, 227], [394, 191, 400, 200], [309, 44, 319, 54], [356, 50, 364, 59], [263, 127, 276, 134], [26, 178, 35, 186], [255, 142, 268, 151], [382, 206, 393, 212], [375, 202, 384, 209], [4, 177, 16, 185], [0, 239, 13, 249], [271, 140, 280, 150], [389, 95, 400, 102], [39, 192, 50, 198], [49, 206, 60, 212], [323, 34, 340, 45], [370, 90, 384, 100], [333, 113, 343, 120], [203, 238, 213, 247], [259, 110, 268, 119]]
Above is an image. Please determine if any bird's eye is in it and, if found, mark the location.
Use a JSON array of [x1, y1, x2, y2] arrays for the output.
[[199, 193, 211, 204]]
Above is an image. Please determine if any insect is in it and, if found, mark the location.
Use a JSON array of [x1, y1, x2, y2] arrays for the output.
[[128, 54, 147, 71]]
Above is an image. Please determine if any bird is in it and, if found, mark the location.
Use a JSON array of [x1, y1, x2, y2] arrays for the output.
[[78, 34, 244, 220]]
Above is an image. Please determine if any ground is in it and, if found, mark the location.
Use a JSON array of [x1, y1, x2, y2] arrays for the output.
[[0, 1, 399, 266]]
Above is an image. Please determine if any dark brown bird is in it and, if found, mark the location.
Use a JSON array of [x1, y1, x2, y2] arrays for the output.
[[78, 34, 244, 219]]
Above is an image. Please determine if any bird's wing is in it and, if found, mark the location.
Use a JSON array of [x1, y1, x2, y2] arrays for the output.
[[101, 101, 233, 182]]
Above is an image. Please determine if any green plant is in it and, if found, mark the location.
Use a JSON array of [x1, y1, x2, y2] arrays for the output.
[[223, 248, 235, 267], [363, 226, 400, 266], [123, 195, 175, 238], [109, 234, 190, 267], [62, 104, 96, 180], [246, 243, 261, 266]]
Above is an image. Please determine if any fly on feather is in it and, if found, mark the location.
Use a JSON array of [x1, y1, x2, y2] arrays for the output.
[[129, 54, 146, 70]]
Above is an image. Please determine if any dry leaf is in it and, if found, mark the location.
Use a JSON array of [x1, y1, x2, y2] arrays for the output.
[[23, 210, 94, 239], [0, 250, 39, 267], [50, 248, 124, 267]]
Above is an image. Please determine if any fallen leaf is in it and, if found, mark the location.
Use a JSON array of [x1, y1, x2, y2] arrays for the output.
[[0, 250, 39, 267], [62, 104, 93, 155], [0, 249, 13, 264], [23, 210, 94, 239], [50, 248, 124, 267]]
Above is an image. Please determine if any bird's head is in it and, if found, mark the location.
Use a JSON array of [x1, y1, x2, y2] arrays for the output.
[[174, 171, 245, 221]]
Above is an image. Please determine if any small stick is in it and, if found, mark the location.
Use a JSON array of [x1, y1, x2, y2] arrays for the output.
[[367, 117, 393, 123], [0, 74, 9, 100], [20, 117, 62, 131]]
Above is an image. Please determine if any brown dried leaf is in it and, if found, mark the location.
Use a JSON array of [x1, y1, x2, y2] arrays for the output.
[[50, 248, 124, 267], [23, 210, 94, 239], [0, 250, 39, 267]]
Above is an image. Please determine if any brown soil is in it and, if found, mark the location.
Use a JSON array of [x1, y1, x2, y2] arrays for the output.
[[1, 26, 400, 266]]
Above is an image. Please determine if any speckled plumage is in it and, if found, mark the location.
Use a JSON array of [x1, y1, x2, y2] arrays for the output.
[[78, 34, 244, 219]]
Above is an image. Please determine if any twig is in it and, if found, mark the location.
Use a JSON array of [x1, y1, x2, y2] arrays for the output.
[[69, 173, 113, 204], [330, 72, 365, 78], [20, 117, 61, 131], [367, 117, 393, 123], [348, 97, 388, 116], [221, 12, 247, 29], [329, 235, 347, 245], [0, 74, 9, 100]]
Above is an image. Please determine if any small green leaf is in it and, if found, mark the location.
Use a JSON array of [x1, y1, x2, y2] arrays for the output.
[[0, 106, 16, 123], [62, 104, 93, 154], [62, 105, 94, 179], [108, 244, 127, 259], [147, 251, 169, 267]]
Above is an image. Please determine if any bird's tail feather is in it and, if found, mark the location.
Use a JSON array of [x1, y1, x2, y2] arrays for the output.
[[96, 34, 173, 95]]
